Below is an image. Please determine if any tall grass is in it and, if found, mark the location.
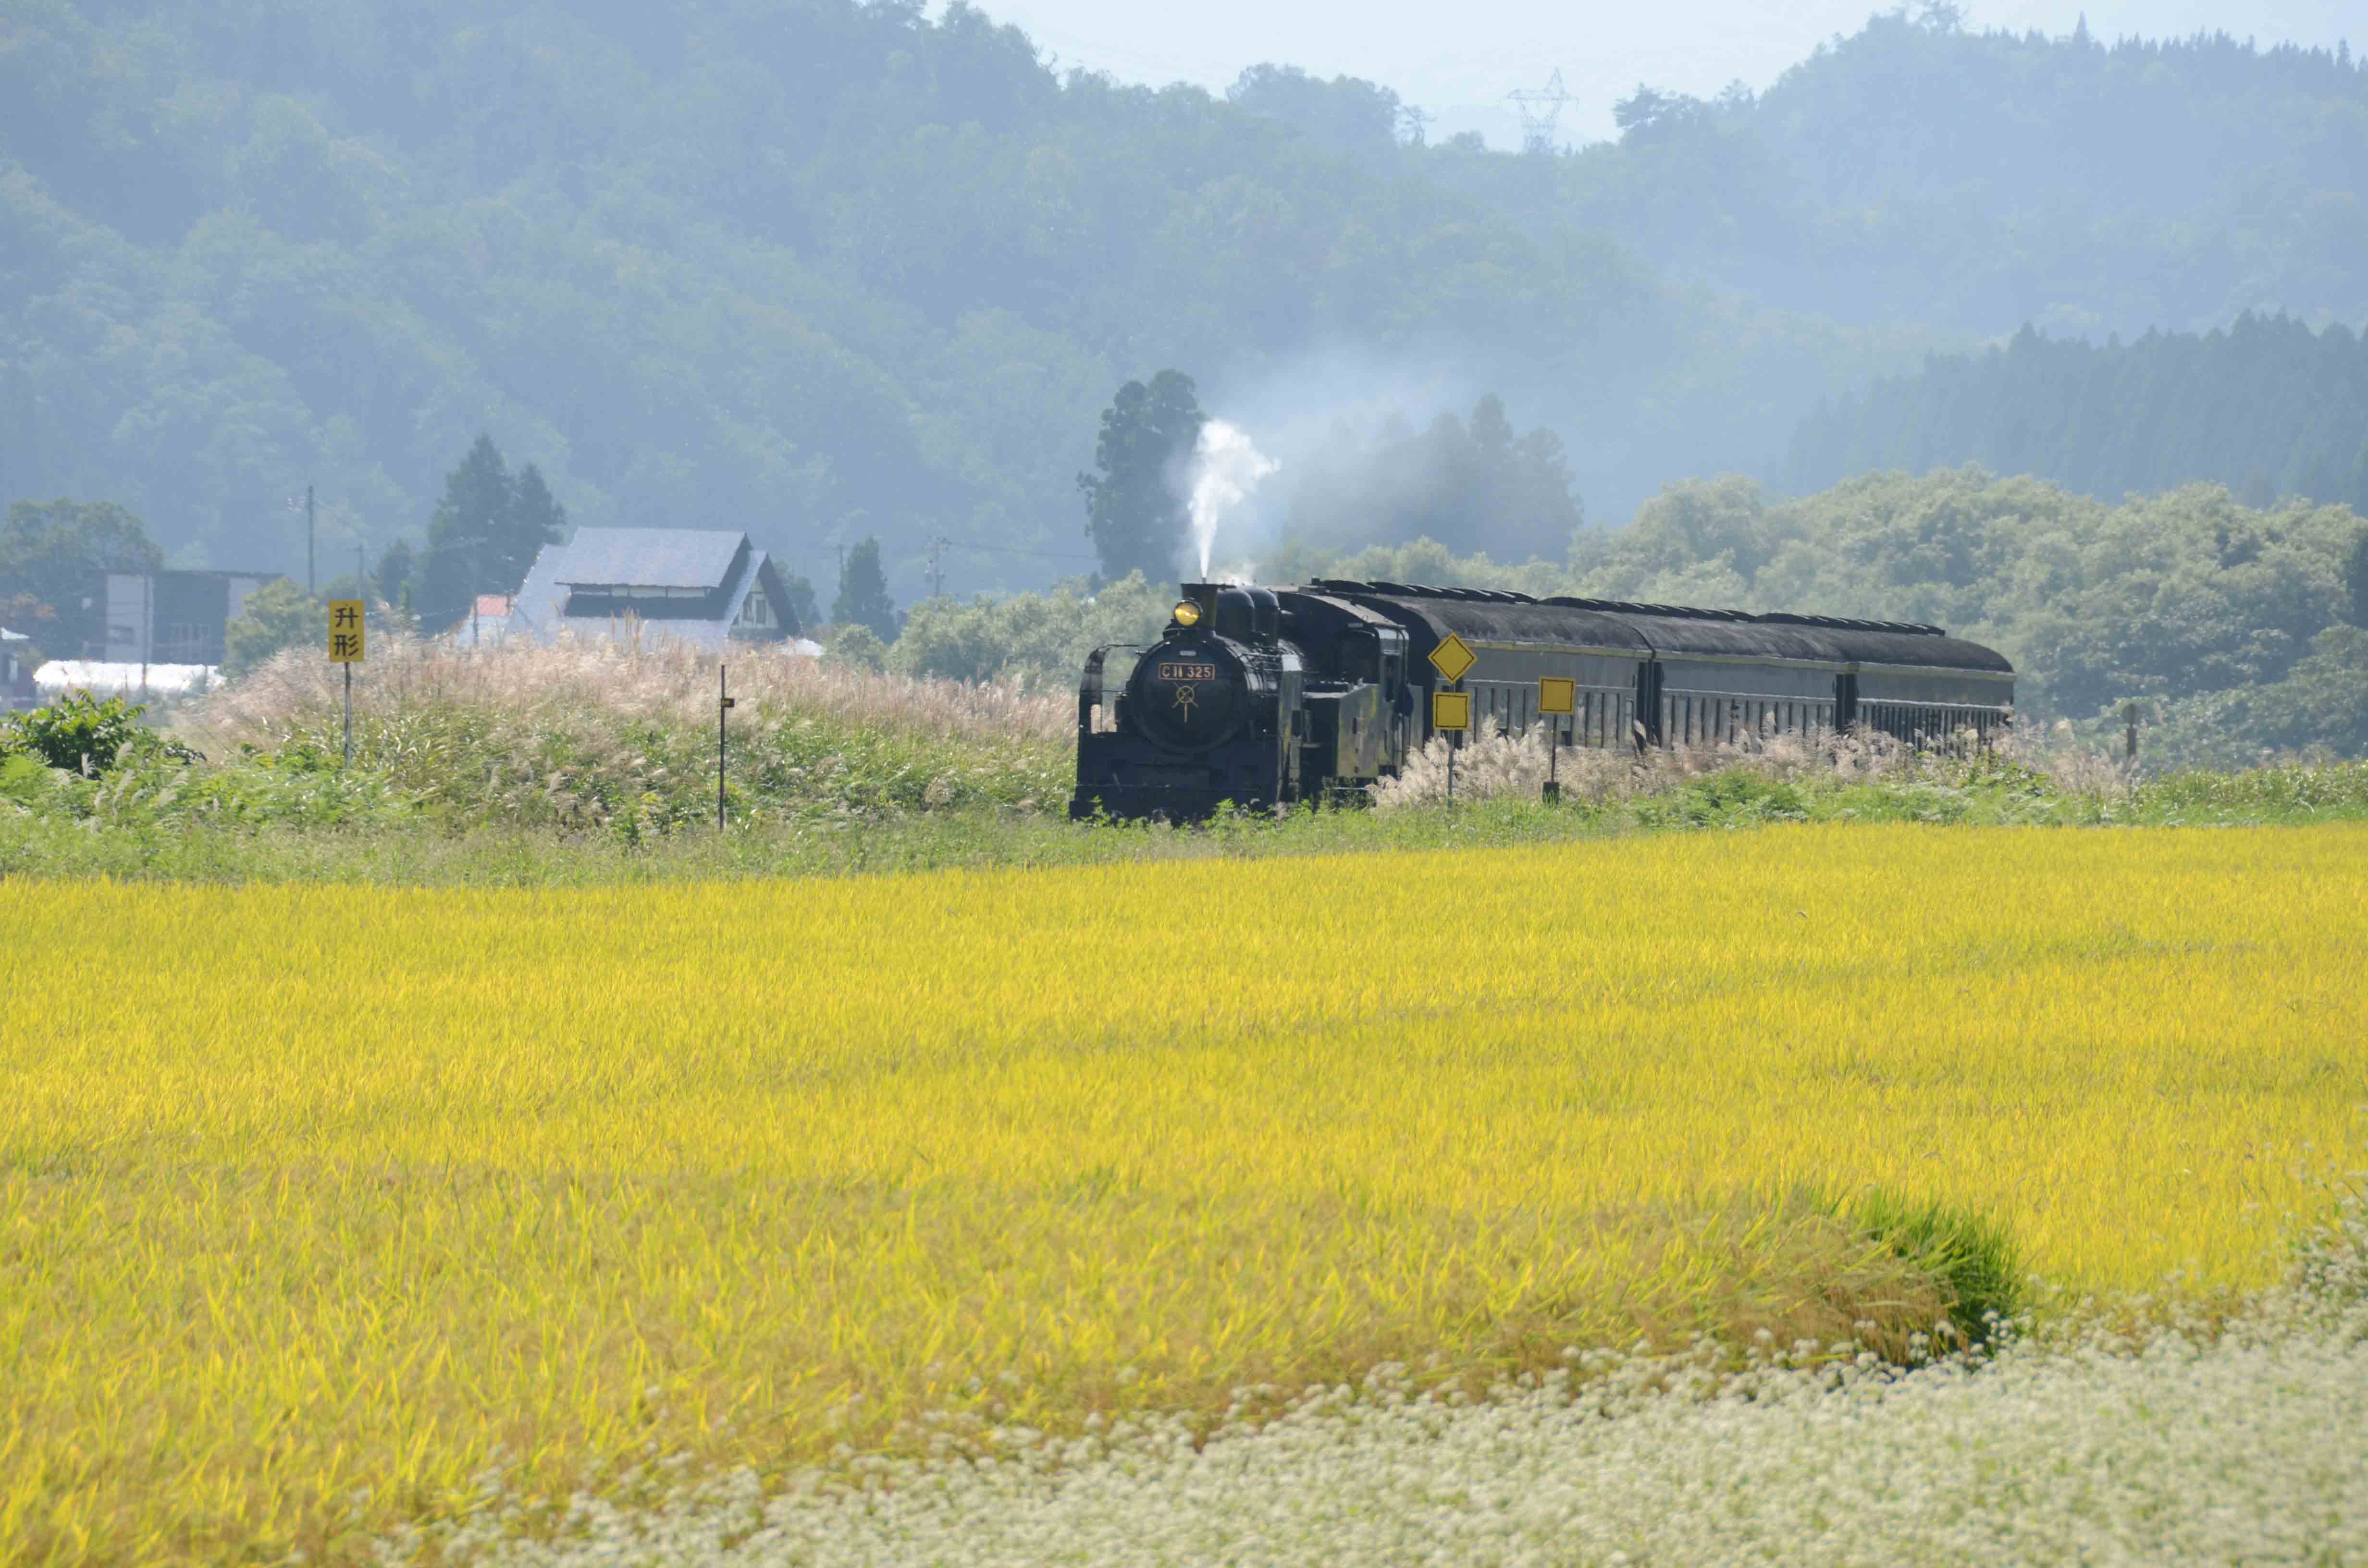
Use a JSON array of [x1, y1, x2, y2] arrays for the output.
[[197, 629, 1072, 751], [3, 634, 2366, 880], [173, 632, 1073, 828]]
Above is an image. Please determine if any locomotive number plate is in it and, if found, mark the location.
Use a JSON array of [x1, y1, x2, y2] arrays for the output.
[[1159, 662, 1217, 681]]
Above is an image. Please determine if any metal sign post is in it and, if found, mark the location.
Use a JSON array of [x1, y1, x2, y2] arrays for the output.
[[718, 663, 736, 832], [1426, 635, 1478, 807], [327, 599, 365, 767], [1538, 677, 1576, 803]]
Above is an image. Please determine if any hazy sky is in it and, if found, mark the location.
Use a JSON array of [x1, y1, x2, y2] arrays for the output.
[[954, 0, 2361, 146]]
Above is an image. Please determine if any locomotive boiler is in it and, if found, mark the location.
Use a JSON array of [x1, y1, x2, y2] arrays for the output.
[[1070, 579, 2014, 822]]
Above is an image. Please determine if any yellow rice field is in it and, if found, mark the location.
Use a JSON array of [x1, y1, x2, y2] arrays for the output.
[[2, 823, 2365, 1563]]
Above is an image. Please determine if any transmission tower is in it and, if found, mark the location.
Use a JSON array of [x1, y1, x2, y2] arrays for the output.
[[1504, 69, 1573, 155]]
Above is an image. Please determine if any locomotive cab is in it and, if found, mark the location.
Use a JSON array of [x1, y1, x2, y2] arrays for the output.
[[1276, 589, 1412, 801]]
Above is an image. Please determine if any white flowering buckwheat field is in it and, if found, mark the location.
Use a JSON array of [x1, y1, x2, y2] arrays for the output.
[[412, 1220, 2368, 1567]]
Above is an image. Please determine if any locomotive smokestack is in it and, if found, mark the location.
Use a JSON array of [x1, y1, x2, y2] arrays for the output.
[[1176, 582, 1221, 630]]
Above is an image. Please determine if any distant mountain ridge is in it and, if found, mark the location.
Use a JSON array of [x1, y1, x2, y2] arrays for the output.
[[1, 2, 2361, 595]]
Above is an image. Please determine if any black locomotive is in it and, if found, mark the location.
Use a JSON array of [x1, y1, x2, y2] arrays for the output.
[[1070, 579, 2015, 821]]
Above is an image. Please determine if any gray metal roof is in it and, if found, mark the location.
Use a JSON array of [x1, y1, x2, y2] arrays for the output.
[[547, 528, 747, 589], [508, 530, 795, 649]]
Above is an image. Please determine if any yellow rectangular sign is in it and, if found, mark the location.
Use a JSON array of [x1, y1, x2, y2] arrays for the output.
[[1538, 676, 1576, 715], [327, 600, 366, 663], [1431, 690, 1471, 733]]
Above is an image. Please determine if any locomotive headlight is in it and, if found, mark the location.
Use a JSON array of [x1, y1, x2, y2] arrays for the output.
[[1172, 599, 1202, 627]]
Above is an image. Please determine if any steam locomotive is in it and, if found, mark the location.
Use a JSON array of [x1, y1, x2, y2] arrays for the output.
[[1069, 579, 2015, 821]]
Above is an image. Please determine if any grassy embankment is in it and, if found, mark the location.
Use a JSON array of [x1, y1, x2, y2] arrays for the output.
[[3, 825, 2364, 1563], [5, 634, 2368, 885]]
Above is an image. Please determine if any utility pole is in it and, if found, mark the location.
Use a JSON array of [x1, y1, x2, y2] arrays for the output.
[[718, 663, 736, 832]]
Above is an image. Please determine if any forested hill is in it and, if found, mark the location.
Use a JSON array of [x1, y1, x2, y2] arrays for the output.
[[1783, 316, 2368, 509], [2, 1, 2363, 599], [1544, 17, 2368, 337]]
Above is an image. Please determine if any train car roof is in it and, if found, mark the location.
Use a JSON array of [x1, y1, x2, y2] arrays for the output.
[[1298, 580, 2012, 674], [1283, 591, 1403, 630]]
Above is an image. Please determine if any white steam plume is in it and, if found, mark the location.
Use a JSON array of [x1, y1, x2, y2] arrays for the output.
[[1186, 420, 1279, 578]]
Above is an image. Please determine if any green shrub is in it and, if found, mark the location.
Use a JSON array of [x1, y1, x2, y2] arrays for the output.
[[1842, 1189, 2025, 1348], [822, 624, 888, 673], [1, 692, 150, 773]]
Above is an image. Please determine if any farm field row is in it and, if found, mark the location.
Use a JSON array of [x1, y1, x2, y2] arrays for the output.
[[3, 823, 2364, 1562]]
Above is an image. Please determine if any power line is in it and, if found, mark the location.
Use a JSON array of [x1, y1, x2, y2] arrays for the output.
[[938, 536, 1099, 563]]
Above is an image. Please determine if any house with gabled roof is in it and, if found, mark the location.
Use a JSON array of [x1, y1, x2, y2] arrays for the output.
[[506, 528, 804, 649]]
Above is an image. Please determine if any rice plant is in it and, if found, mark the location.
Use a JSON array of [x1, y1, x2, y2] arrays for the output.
[[1, 823, 2363, 1562]]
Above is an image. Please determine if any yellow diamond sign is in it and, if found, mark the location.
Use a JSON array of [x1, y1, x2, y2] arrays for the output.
[[1427, 632, 1476, 684]]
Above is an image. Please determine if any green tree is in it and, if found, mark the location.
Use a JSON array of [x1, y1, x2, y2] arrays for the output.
[[419, 437, 567, 631], [782, 572, 820, 635], [822, 623, 888, 671], [2248, 625, 2368, 755], [1279, 394, 1582, 559], [1583, 476, 1780, 602], [508, 465, 568, 579], [889, 572, 1168, 687], [0, 500, 163, 655], [221, 578, 323, 680], [1078, 372, 1204, 583], [831, 537, 898, 640], [372, 540, 418, 611]]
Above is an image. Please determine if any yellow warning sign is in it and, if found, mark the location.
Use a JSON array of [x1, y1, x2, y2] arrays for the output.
[[1538, 676, 1576, 715], [1431, 690, 1471, 732], [327, 600, 366, 662], [1427, 632, 1476, 684]]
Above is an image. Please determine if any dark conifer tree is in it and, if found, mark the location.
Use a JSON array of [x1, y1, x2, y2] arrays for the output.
[[419, 436, 569, 630], [831, 536, 898, 640], [1077, 371, 1204, 583]]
